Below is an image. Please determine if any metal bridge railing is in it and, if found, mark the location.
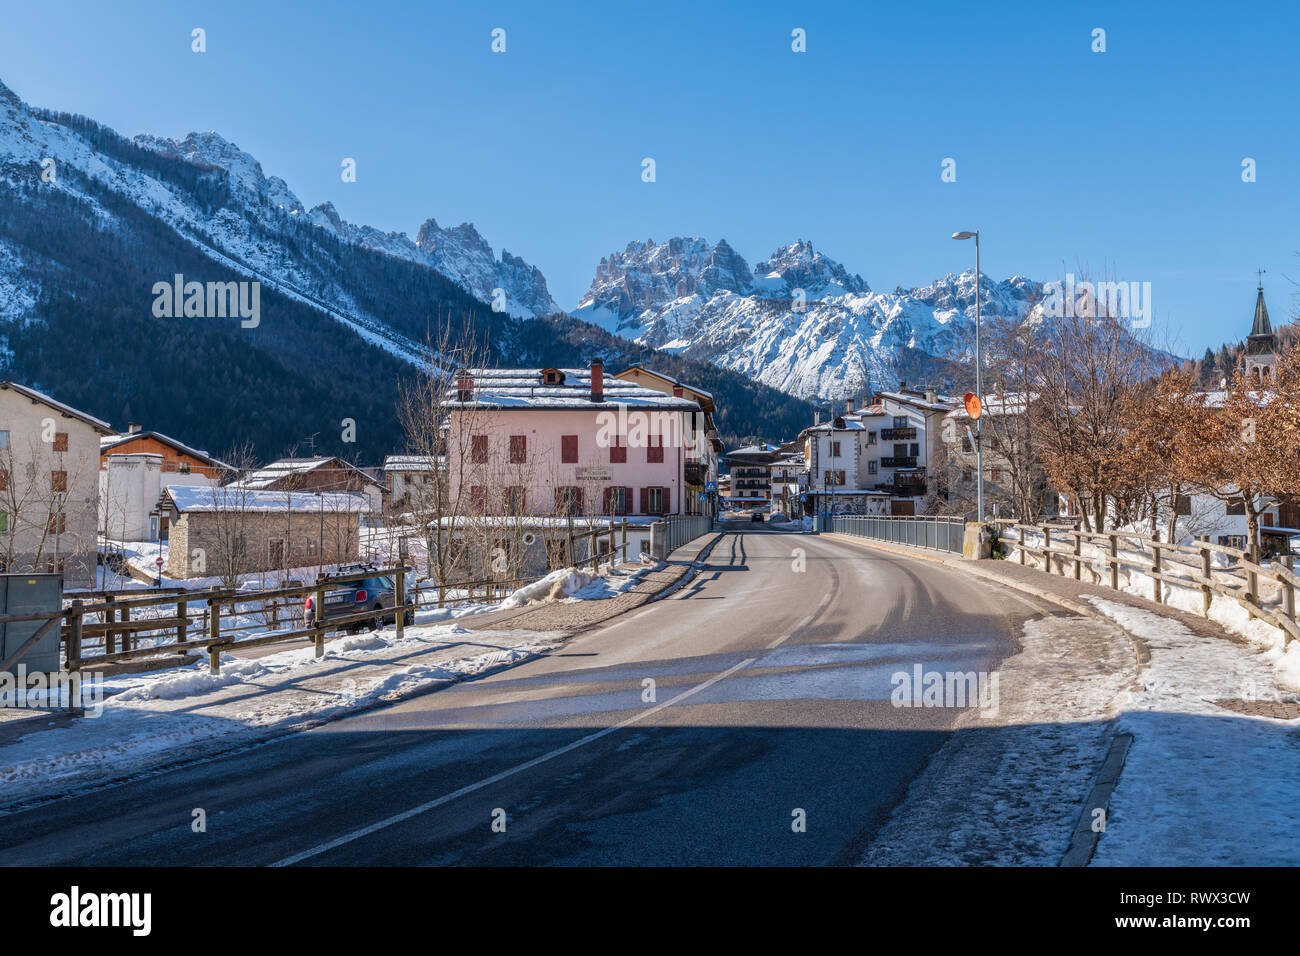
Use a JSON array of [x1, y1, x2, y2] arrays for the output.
[[828, 514, 966, 555]]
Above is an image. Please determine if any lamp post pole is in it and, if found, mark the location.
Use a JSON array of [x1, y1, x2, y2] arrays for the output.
[[953, 230, 984, 523]]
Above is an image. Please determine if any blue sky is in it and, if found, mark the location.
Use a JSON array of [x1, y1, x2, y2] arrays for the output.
[[3, 0, 1296, 357]]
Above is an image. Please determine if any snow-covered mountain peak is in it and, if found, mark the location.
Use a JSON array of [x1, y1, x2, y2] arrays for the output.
[[908, 270, 1040, 318], [753, 240, 869, 299], [308, 200, 345, 233], [135, 130, 304, 214], [574, 236, 755, 333], [569, 238, 1052, 399]]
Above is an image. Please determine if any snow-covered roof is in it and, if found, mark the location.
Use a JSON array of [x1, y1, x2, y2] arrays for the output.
[[728, 443, 779, 456], [99, 430, 231, 468], [164, 485, 370, 514], [614, 365, 715, 402], [807, 418, 867, 432], [384, 455, 441, 472], [0, 381, 114, 434], [878, 390, 960, 412], [240, 456, 380, 489], [808, 489, 893, 497], [945, 393, 1036, 420], [1198, 389, 1275, 408], [448, 368, 703, 412]]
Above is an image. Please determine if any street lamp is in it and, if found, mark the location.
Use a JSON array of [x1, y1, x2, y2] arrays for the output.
[[951, 230, 984, 523]]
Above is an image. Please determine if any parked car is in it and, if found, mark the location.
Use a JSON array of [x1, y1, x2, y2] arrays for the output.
[[304, 565, 414, 631], [751, 509, 765, 523]]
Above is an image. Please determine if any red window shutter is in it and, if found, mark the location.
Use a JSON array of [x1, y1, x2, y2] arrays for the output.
[[647, 434, 664, 464], [509, 435, 527, 464], [661, 486, 671, 515], [470, 486, 485, 512], [602, 487, 612, 514], [610, 435, 627, 464], [471, 435, 488, 464], [573, 487, 584, 514], [561, 435, 578, 463], [640, 487, 649, 515]]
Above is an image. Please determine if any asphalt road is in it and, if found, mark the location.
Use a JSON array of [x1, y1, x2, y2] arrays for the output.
[[0, 521, 1060, 866]]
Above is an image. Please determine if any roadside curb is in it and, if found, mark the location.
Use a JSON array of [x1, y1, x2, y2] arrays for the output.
[[647, 532, 725, 605], [1060, 732, 1134, 867]]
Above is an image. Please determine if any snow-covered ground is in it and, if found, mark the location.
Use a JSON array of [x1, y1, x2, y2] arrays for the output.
[[1086, 597, 1300, 866], [0, 620, 561, 807], [1007, 529, 1300, 690], [864, 584, 1300, 865]]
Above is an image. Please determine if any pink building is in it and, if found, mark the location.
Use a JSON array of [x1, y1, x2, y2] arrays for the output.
[[445, 361, 709, 518]]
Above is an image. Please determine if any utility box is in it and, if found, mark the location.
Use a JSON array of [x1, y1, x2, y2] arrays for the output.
[[0, 573, 63, 673]]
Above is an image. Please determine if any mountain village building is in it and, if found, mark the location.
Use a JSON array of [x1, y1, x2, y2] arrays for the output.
[[99, 425, 229, 541], [445, 361, 708, 520], [723, 444, 778, 509], [612, 365, 723, 518], [800, 387, 959, 515], [158, 486, 369, 579], [0, 382, 115, 587], [235, 456, 386, 516]]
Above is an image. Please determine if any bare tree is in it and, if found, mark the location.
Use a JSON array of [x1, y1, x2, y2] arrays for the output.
[[396, 319, 493, 590], [206, 442, 260, 588], [1163, 345, 1300, 556], [1029, 274, 1171, 532]]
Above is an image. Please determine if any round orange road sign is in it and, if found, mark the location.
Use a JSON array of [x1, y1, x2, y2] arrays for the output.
[[963, 392, 982, 419]]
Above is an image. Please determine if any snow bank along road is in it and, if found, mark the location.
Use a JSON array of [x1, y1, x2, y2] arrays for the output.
[[0, 526, 1118, 865]]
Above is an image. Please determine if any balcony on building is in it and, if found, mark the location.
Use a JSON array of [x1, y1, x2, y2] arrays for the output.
[[880, 427, 917, 441]]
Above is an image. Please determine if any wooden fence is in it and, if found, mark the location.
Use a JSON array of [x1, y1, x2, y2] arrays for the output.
[[45, 526, 640, 676], [993, 519, 1298, 646]]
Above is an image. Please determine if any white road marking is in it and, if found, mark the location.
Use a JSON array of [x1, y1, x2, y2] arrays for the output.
[[270, 656, 757, 866]]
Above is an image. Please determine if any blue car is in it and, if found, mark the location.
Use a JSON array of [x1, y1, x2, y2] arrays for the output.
[[304, 565, 414, 631]]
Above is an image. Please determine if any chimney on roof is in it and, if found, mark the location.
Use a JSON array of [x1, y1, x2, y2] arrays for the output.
[[590, 358, 604, 402], [455, 371, 474, 403], [925, 388, 937, 404], [127, 422, 142, 434], [899, 379, 907, 391], [846, 396, 855, 413]]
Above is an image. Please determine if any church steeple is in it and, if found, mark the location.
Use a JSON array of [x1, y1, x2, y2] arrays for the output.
[[1247, 275, 1274, 350], [1245, 272, 1277, 384]]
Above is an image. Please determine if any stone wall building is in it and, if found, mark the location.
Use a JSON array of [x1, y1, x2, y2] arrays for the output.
[[158, 486, 369, 579]]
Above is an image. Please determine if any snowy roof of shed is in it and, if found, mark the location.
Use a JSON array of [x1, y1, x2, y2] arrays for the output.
[[163, 485, 370, 514]]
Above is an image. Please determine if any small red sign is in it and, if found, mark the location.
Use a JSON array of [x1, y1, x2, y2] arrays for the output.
[[963, 392, 983, 420]]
